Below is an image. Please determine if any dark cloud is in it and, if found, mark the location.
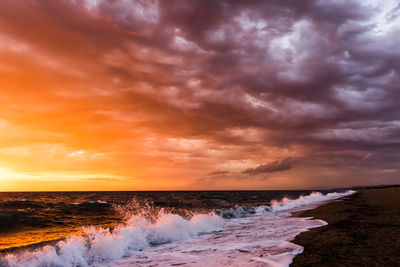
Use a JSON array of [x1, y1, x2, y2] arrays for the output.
[[243, 158, 293, 175], [207, 170, 230, 176]]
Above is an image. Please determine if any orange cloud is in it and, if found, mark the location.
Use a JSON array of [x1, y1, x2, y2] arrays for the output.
[[0, 0, 399, 191]]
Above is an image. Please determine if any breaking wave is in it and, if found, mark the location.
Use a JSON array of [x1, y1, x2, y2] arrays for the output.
[[0, 190, 355, 267], [215, 190, 355, 218], [270, 190, 355, 212], [2, 210, 224, 266]]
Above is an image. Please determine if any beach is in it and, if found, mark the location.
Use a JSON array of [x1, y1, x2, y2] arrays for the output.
[[291, 187, 400, 266]]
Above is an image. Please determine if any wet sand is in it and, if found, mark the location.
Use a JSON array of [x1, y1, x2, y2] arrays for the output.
[[291, 187, 400, 266]]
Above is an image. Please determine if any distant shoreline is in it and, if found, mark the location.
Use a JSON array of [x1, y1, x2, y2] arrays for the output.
[[291, 187, 400, 266], [0, 184, 398, 193]]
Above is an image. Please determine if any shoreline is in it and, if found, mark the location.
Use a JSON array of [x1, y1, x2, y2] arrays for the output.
[[291, 187, 400, 266], [2, 188, 397, 266]]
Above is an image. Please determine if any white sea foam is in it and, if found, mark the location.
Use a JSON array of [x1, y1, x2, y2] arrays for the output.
[[1, 190, 355, 267], [270, 190, 355, 212], [3, 212, 224, 267]]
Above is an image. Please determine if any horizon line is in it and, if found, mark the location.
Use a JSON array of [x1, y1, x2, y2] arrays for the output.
[[0, 184, 398, 193]]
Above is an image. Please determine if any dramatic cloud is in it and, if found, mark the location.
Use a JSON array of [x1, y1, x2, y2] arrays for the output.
[[243, 158, 293, 175], [0, 0, 399, 190]]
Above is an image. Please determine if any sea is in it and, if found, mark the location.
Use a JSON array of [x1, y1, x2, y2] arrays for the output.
[[0, 190, 355, 267]]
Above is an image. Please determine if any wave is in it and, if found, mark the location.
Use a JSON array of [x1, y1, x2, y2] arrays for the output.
[[0, 190, 355, 267], [2, 211, 224, 267], [71, 200, 109, 205], [0, 200, 113, 233], [0, 200, 44, 209], [215, 190, 355, 218], [270, 190, 355, 212]]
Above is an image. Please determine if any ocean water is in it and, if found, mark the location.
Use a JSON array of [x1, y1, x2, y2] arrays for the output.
[[0, 190, 355, 267]]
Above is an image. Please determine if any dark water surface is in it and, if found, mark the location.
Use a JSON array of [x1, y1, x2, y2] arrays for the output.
[[0, 190, 336, 252]]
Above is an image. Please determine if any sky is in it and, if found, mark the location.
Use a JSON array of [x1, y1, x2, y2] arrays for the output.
[[0, 0, 399, 191]]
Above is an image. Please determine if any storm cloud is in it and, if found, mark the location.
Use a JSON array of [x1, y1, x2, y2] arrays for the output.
[[0, 0, 399, 190]]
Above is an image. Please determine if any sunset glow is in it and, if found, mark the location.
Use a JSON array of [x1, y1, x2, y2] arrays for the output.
[[0, 0, 399, 191]]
